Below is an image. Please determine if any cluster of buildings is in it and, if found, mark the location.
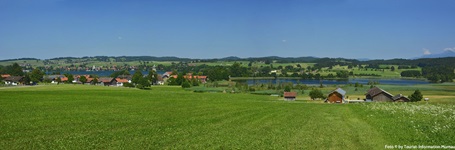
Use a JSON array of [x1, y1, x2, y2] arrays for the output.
[[284, 87, 410, 103], [1, 72, 208, 86]]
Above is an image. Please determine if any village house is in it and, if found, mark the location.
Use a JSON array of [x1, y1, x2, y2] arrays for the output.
[[98, 77, 116, 86], [157, 76, 164, 85], [4, 76, 24, 86], [86, 77, 95, 84], [117, 75, 132, 83], [115, 78, 129, 86], [161, 71, 174, 79], [169, 73, 207, 83], [326, 88, 346, 103], [283, 92, 297, 100], [366, 87, 409, 102]]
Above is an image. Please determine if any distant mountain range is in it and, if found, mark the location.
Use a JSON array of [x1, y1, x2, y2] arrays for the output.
[[419, 50, 455, 59], [1, 55, 455, 64]]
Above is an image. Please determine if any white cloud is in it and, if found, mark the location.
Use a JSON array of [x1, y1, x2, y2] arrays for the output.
[[423, 48, 431, 55], [443, 47, 455, 52]]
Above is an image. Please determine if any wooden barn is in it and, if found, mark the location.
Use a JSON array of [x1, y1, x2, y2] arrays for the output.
[[326, 88, 346, 103], [284, 92, 297, 101], [365, 87, 394, 102], [392, 94, 410, 102]]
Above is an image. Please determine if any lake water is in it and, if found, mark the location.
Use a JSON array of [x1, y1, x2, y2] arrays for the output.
[[243, 78, 429, 85]]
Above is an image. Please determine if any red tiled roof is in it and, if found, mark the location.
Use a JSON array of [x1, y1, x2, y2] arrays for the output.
[[284, 92, 297, 97], [170, 75, 207, 79], [86, 78, 94, 82], [1, 74, 11, 78], [116, 78, 129, 83]]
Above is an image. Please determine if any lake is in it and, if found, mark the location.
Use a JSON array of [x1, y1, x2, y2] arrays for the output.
[[242, 78, 429, 85]]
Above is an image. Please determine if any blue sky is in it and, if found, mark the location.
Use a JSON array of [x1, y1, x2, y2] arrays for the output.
[[1, 0, 454, 60]]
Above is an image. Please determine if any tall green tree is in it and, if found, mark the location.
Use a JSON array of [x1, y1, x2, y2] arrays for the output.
[[29, 69, 44, 83], [23, 74, 31, 85], [137, 77, 151, 89], [64, 73, 74, 84], [8, 63, 24, 76], [175, 73, 185, 85], [132, 70, 143, 85], [148, 70, 158, 85], [110, 70, 130, 78], [409, 90, 423, 102], [79, 76, 87, 84]]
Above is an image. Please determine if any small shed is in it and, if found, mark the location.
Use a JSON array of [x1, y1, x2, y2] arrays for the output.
[[392, 94, 410, 102], [284, 92, 297, 101], [327, 88, 346, 103]]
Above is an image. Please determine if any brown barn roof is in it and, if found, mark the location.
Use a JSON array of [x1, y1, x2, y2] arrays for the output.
[[392, 94, 410, 101], [99, 77, 114, 83], [284, 92, 297, 98], [366, 87, 393, 97], [5, 76, 24, 82]]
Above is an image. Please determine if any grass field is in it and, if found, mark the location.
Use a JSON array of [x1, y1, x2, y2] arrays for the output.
[[1, 85, 454, 149]]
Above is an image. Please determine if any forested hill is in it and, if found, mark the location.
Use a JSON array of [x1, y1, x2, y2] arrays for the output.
[[2, 55, 454, 65]]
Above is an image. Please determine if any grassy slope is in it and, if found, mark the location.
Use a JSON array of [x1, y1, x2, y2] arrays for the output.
[[1, 85, 453, 149]]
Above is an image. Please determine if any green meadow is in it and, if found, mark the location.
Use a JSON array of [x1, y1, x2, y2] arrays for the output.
[[1, 85, 454, 149]]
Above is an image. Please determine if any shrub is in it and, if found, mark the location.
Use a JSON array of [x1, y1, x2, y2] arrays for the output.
[[409, 90, 423, 102], [182, 81, 191, 88], [284, 85, 291, 92], [123, 83, 135, 88], [309, 89, 324, 100]]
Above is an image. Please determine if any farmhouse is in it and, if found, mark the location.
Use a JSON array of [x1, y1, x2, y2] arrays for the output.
[[326, 88, 346, 103], [4, 76, 24, 85], [98, 77, 116, 86], [366, 87, 409, 102], [284, 92, 297, 100], [115, 78, 129, 86], [366, 87, 394, 102], [85, 78, 96, 84], [161, 72, 174, 79], [170, 74, 207, 83]]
